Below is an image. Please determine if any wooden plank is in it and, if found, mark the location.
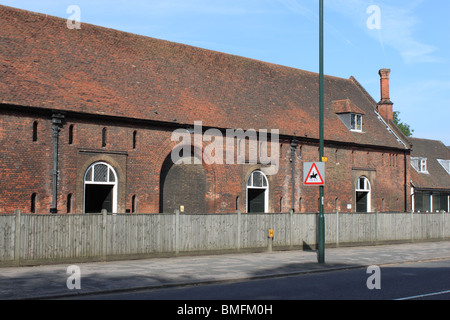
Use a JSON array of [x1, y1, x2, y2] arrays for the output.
[[1, 212, 449, 264]]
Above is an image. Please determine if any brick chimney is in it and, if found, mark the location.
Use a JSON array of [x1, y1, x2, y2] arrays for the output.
[[377, 68, 393, 122]]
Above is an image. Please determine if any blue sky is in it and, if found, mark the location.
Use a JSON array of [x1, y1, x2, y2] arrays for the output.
[[2, 0, 449, 145]]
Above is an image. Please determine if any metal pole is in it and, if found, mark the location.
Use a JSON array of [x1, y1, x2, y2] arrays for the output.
[[50, 114, 64, 214], [290, 139, 298, 212], [318, 0, 325, 264]]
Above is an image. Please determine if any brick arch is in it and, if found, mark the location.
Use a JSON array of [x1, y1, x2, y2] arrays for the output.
[[153, 135, 216, 171], [355, 175, 372, 213], [244, 166, 271, 213], [155, 136, 217, 213], [75, 153, 127, 213], [78, 155, 125, 181]]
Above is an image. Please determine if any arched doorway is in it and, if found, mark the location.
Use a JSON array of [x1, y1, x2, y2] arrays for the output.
[[246, 170, 269, 213], [83, 162, 118, 213], [159, 151, 206, 213], [356, 176, 371, 212]]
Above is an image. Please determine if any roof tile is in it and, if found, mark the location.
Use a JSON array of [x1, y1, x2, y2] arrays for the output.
[[0, 5, 405, 149]]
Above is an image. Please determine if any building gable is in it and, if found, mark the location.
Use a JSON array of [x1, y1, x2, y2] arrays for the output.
[[409, 137, 450, 191]]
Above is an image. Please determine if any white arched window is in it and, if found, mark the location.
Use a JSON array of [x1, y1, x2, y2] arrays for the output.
[[356, 176, 371, 212], [246, 170, 269, 213], [83, 162, 118, 213]]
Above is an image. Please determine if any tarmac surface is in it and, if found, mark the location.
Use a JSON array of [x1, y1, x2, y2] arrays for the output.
[[1, 241, 450, 300]]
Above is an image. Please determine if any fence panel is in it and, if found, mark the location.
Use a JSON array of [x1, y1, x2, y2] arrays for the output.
[[0, 215, 15, 261], [1, 211, 449, 266]]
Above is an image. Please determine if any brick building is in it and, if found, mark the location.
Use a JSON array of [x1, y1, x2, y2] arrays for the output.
[[409, 138, 450, 212], [0, 5, 411, 214]]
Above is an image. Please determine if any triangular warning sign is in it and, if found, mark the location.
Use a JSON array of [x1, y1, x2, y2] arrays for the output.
[[304, 163, 324, 185]]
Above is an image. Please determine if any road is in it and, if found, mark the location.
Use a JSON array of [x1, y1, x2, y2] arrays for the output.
[[69, 258, 450, 300]]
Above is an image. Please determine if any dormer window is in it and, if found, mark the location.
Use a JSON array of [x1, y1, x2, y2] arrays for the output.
[[411, 157, 428, 174], [333, 99, 365, 133], [437, 159, 450, 174], [351, 114, 363, 132], [420, 159, 427, 172]]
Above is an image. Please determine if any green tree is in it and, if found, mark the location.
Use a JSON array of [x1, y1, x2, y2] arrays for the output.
[[393, 111, 414, 137]]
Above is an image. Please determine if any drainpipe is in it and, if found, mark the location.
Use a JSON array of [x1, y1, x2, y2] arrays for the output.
[[50, 113, 64, 214], [290, 138, 298, 212], [404, 149, 408, 212]]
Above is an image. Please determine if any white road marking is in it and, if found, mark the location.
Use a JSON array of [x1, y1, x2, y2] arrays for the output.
[[395, 289, 450, 300]]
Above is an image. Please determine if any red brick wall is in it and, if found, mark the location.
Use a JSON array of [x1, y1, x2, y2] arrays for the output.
[[0, 110, 409, 214], [0, 111, 53, 213]]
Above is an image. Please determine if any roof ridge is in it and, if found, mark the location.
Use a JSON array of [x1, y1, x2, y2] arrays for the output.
[[349, 76, 377, 105]]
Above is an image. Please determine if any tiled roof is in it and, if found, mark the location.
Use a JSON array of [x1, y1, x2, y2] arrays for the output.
[[409, 137, 450, 191], [333, 99, 365, 115], [0, 5, 405, 149]]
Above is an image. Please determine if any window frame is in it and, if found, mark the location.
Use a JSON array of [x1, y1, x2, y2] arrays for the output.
[[83, 162, 118, 213], [355, 176, 371, 212], [350, 113, 363, 132], [246, 170, 269, 213], [411, 157, 429, 174], [420, 159, 427, 173], [437, 159, 450, 175]]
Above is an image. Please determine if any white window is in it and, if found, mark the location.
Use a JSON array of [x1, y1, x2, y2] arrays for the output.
[[350, 114, 362, 132], [246, 170, 269, 213], [437, 159, 450, 174], [83, 162, 118, 213], [420, 159, 427, 172], [410, 158, 419, 171], [411, 157, 429, 174], [355, 176, 371, 212]]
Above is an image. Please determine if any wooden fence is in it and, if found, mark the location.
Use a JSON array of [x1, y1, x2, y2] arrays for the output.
[[1, 210, 449, 266]]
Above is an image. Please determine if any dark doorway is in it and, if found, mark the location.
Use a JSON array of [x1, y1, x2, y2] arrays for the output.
[[85, 184, 113, 213], [159, 153, 206, 213], [356, 191, 368, 212], [248, 189, 266, 213]]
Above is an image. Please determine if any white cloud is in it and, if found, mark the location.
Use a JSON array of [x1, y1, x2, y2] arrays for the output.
[[378, 2, 440, 64], [320, 0, 440, 65]]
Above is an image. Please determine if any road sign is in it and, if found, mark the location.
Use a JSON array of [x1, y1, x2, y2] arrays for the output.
[[303, 162, 325, 186]]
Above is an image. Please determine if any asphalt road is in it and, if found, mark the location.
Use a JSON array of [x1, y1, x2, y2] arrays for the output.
[[70, 258, 450, 300]]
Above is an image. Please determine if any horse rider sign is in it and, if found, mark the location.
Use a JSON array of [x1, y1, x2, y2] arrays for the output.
[[303, 162, 325, 186]]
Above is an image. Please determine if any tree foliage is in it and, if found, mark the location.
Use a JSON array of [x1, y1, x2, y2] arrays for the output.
[[393, 111, 414, 137]]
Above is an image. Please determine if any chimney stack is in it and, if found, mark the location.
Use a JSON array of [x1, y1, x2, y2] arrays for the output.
[[377, 68, 393, 122]]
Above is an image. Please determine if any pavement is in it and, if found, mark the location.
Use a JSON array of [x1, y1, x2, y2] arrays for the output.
[[1, 241, 450, 300]]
